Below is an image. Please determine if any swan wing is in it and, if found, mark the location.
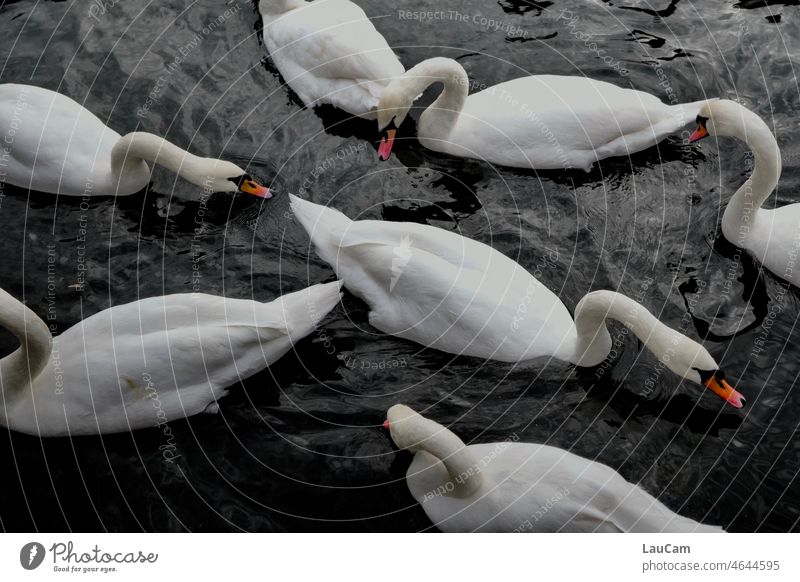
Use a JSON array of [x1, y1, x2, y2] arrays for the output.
[[447, 75, 695, 169], [47, 294, 286, 430], [467, 75, 670, 140], [37, 284, 341, 434], [333, 223, 573, 361], [333, 219, 512, 273], [409, 443, 720, 532], [499, 444, 719, 532]]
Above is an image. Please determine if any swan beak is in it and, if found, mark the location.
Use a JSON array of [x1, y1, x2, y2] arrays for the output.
[[378, 128, 397, 161], [704, 376, 745, 409], [688, 124, 709, 143], [239, 180, 272, 199], [382, 420, 391, 430]]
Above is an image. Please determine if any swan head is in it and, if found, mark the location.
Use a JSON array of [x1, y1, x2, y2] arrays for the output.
[[688, 100, 759, 144], [667, 339, 745, 408], [377, 88, 412, 132], [202, 160, 271, 198], [376, 85, 413, 161], [383, 404, 433, 452]]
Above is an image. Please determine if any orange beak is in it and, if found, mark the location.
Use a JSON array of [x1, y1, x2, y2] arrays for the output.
[[378, 128, 397, 161], [704, 376, 745, 409], [382, 420, 391, 430], [239, 179, 271, 199], [688, 124, 709, 143]]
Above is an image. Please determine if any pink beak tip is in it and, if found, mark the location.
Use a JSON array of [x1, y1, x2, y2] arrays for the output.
[[377, 130, 397, 161], [728, 390, 746, 409]]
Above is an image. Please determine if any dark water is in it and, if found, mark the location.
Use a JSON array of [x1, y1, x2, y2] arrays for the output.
[[0, 0, 799, 532]]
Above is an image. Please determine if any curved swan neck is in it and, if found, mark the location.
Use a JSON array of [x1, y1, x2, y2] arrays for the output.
[[110, 132, 208, 187], [721, 108, 782, 243], [0, 288, 52, 396], [413, 417, 483, 498], [399, 58, 469, 136], [572, 291, 667, 367]]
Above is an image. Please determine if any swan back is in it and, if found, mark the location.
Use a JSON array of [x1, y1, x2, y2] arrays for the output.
[[7, 282, 342, 435], [260, 0, 404, 118], [290, 196, 576, 362], [0, 84, 143, 196], [259, 0, 307, 13]]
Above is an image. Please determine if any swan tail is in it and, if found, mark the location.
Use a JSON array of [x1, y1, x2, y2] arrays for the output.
[[289, 194, 353, 266], [274, 280, 343, 340]]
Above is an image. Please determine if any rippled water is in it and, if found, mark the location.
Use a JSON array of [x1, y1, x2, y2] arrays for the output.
[[0, 0, 799, 532]]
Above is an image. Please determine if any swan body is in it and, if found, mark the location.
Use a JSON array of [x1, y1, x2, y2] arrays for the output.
[[385, 405, 725, 533], [259, 0, 404, 118], [0, 282, 342, 436], [376, 58, 715, 170], [0, 83, 269, 197], [290, 195, 744, 407], [689, 100, 799, 287]]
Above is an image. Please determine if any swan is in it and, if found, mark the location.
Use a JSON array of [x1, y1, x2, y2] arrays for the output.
[[688, 100, 800, 287], [384, 404, 725, 532], [376, 57, 715, 170], [0, 83, 270, 197], [289, 195, 744, 408], [258, 0, 404, 118], [0, 282, 342, 436]]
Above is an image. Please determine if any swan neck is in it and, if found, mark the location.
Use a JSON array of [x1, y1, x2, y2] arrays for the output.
[[403, 58, 468, 136], [722, 117, 781, 243], [573, 291, 664, 367], [110, 132, 206, 187], [415, 418, 483, 498], [0, 288, 52, 398]]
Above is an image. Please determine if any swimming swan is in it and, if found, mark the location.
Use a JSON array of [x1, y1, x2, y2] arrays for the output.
[[290, 195, 744, 408], [376, 57, 714, 170], [384, 404, 725, 532], [0, 282, 342, 436], [689, 100, 799, 287], [0, 83, 270, 197], [259, 0, 404, 118]]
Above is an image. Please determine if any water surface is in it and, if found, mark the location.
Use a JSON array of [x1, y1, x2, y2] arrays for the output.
[[0, 0, 798, 531]]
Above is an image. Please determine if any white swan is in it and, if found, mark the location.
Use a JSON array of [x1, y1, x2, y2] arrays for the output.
[[376, 57, 714, 170], [385, 404, 724, 532], [0, 84, 270, 197], [688, 100, 799, 287], [259, 0, 404, 118], [290, 195, 744, 408], [0, 282, 342, 436]]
